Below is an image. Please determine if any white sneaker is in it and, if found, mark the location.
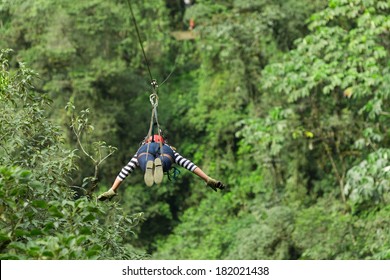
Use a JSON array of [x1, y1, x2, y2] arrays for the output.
[[144, 160, 154, 187], [154, 158, 163, 184]]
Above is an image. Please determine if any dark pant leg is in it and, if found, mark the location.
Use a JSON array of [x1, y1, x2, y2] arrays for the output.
[[137, 143, 175, 172], [137, 143, 159, 172], [159, 145, 175, 172]]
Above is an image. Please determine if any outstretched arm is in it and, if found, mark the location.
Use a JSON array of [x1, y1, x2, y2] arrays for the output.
[[194, 166, 225, 191], [173, 150, 225, 191], [193, 167, 208, 182], [116, 154, 139, 182], [98, 153, 138, 201], [111, 177, 123, 192]]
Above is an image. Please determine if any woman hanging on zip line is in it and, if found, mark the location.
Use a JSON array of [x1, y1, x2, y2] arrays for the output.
[[98, 131, 225, 201], [98, 0, 225, 202]]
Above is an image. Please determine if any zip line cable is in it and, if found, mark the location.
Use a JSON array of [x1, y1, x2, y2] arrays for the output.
[[125, 0, 178, 89], [125, 0, 159, 112], [125, 0, 154, 83], [159, 59, 177, 87], [125, 0, 173, 139], [125, 0, 164, 161], [159, 55, 179, 87]]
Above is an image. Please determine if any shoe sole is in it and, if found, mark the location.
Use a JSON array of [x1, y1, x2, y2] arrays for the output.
[[144, 160, 154, 187], [154, 157, 163, 184]]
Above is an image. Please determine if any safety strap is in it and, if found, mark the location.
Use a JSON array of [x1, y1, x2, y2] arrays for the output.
[[144, 80, 164, 162], [167, 166, 181, 181]]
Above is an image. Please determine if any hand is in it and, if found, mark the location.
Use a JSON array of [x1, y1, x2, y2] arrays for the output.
[[97, 189, 117, 201], [206, 177, 225, 192]]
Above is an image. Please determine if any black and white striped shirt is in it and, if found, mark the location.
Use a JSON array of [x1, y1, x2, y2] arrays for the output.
[[117, 148, 198, 181]]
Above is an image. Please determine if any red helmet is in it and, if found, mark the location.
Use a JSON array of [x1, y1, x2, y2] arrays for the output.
[[146, 134, 165, 143]]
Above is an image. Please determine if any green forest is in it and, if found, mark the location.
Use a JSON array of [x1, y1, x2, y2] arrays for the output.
[[0, 0, 389, 260]]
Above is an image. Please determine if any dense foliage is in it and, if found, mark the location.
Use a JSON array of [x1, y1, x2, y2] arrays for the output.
[[0, 49, 144, 259], [0, 0, 389, 259]]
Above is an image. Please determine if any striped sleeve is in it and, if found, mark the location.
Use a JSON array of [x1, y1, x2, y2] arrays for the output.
[[117, 153, 139, 181], [173, 151, 198, 172]]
